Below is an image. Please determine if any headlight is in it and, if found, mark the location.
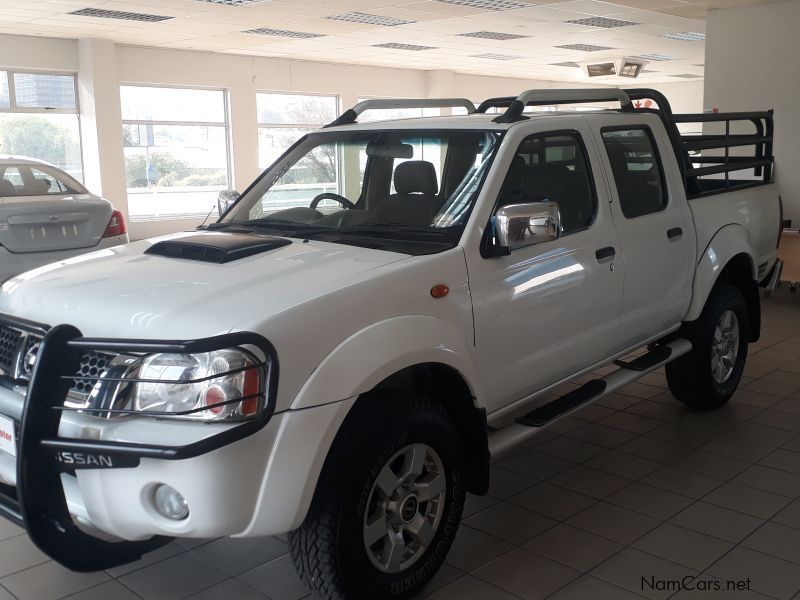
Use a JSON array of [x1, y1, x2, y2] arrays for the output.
[[130, 348, 264, 421]]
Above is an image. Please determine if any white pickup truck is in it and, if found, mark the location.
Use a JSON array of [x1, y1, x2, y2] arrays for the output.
[[0, 88, 783, 600]]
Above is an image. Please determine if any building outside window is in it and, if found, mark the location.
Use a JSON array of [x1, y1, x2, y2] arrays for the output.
[[256, 93, 339, 211], [121, 85, 230, 220], [358, 98, 445, 190], [0, 70, 83, 181], [257, 92, 338, 170]]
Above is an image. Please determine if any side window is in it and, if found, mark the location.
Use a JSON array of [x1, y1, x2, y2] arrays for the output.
[[601, 128, 667, 219], [496, 132, 596, 234]]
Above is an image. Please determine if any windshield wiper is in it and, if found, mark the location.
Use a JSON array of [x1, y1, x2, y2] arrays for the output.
[[242, 218, 323, 229], [205, 218, 331, 233], [335, 223, 453, 235]]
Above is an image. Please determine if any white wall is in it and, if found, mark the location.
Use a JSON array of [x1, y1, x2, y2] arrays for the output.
[[0, 33, 705, 239], [704, 0, 798, 221]]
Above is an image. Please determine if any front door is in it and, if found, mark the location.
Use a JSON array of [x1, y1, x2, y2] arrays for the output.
[[466, 124, 624, 411]]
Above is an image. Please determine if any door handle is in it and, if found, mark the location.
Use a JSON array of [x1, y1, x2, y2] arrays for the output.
[[595, 246, 616, 262], [667, 227, 683, 240]]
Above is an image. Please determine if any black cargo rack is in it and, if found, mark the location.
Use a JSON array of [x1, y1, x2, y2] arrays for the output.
[[623, 89, 774, 199]]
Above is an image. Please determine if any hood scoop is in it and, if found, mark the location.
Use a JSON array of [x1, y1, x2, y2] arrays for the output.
[[145, 232, 292, 264]]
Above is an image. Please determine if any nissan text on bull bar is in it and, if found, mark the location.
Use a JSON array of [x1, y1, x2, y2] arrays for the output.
[[0, 88, 783, 600]]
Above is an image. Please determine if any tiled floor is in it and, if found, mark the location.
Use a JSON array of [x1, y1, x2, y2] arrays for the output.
[[5, 288, 800, 599]]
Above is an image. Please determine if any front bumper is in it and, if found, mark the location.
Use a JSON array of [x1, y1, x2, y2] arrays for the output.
[[0, 315, 278, 572]]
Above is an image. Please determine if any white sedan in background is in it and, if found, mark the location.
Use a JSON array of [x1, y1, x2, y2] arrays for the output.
[[0, 156, 128, 283]]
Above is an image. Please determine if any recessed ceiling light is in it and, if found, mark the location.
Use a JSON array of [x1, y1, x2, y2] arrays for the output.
[[244, 28, 324, 38], [567, 17, 638, 28], [550, 61, 581, 68], [458, 31, 529, 40], [327, 12, 414, 26], [665, 32, 705, 41], [373, 43, 436, 50], [433, 0, 530, 11], [671, 73, 703, 78], [69, 7, 173, 21], [637, 53, 678, 61], [556, 43, 615, 52], [472, 53, 522, 60]]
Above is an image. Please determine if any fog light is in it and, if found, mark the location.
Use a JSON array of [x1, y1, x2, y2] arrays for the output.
[[153, 484, 189, 521]]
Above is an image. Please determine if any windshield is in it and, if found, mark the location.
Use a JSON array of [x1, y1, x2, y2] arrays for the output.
[[217, 129, 502, 255]]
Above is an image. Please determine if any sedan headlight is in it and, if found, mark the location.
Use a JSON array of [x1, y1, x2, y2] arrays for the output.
[[130, 348, 264, 421]]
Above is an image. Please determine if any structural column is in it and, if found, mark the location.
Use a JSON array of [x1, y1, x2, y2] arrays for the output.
[[77, 38, 128, 218]]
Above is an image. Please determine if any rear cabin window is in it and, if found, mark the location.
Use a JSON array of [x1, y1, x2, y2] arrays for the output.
[[496, 132, 596, 234], [602, 128, 667, 219]]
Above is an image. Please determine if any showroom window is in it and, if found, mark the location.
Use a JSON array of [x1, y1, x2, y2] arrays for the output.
[[121, 85, 231, 220], [257, 92, 338, 170], [0, 70, 83, 181]]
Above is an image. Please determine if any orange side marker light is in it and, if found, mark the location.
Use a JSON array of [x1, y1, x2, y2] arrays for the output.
[[430, 284, 449, 299]]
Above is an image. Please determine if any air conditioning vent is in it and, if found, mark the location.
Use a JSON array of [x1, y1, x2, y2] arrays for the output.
[[618, 58, 646, 78], [637, 53, 678, 61], [557, 43, 615, 52], [244, 28, 325, 38], [551, 61, 581, 68], [671, 73, 703, 79], [433, 0, 530, 10], [327, 12, 414, 26], [567, 17, 638, 28], [195, 0, 260, 4], [472, 53, 522, 60], [458, 31, 528, 40], [373, 43, 436, 51], [665, 32, 705, 41], [586, 62, 616, 77], [69, 7, 173, 22]]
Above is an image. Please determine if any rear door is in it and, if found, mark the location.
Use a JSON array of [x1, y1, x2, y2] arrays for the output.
[[0, 164, 110, 253], [589, 115, 696, 350]]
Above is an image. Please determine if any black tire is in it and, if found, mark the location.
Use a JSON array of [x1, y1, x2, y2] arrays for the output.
[[289, 394, 466, 600], [666, 283, 748, 410]]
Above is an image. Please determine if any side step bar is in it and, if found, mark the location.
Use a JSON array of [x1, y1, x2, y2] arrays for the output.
[[488, 338, 692, 461]]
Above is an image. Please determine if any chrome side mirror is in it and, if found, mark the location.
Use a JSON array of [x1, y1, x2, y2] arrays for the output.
[[217, 190, 240, 215], [493, 202, 561, 252]]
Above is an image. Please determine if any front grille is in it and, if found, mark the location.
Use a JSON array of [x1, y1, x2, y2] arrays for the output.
[[0, 327, 22, 375], [72, 351, 115, 395], [0, 324, 115, 398]]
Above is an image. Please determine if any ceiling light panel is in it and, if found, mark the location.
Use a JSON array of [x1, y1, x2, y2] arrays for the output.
[[637, 53, 678, 61], [244, 28, 324, 38], [373, 43, 436, 50], [459, 31, 529, 40], [69, 7, 173, 21], [472, 53, 522, 60], [327, 12, 414, 26], [433, 0, 531, 11], [556, 43, 615, 52], [567, 17, 638, 28], [550, 61, 580, 67], [664, 32, 705, 41]]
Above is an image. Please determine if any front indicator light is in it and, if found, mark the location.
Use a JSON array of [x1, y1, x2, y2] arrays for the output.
[[153, 484, 189, 521]]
